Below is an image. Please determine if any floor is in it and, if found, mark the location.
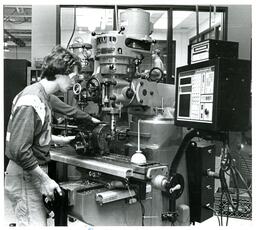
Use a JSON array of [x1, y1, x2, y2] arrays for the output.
[[4, 192, 252, 227], [194, 214, 253, 227]]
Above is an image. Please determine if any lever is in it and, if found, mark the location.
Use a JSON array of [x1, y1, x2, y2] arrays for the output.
[[118, 26, 125, 34], [169, 184, 181, 194]]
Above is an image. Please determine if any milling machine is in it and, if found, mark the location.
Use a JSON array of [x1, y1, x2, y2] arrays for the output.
[[49, 8, 189, 226]]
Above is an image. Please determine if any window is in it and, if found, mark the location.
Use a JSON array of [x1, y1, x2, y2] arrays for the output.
[[173, 9, 226, 70], [60, 7, 114, 48], [58, 5, 227, 84]]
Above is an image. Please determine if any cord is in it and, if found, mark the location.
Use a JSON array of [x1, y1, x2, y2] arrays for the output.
[[126, 180, 146, 226], [139, 201, 145, 226], [218, 145, 252, 222], [219, 162, 239, 215], [205, 206, 221, 226], [66, 6, 76, 49], [234, 166, 252, 198], [236, 152, 252, 188], [220, 192, 223, 226], [126, 181, 145, 226], [233, 166, 252, 215], [170, 129, 198, 175], [126, 182, 133, 199], [226, 203, 229, 226]]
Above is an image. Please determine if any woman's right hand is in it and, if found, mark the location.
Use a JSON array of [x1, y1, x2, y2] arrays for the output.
[[91, 117, 101, 124], [40, 177, 62, 202], [29, 165, 62, 202]]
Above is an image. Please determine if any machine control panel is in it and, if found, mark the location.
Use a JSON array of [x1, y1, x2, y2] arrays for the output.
[[176, 66, 215, 124], [175, 58, 251, 131]]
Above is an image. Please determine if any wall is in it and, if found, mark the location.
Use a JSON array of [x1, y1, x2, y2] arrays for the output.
[[226, 5, 251, 60], [31, 5, 57, 67], [173, 31, 190, 68], [4, 46, 31, 62]]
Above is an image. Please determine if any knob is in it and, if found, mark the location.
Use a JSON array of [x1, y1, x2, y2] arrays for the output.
[[109, 64, 115, 70], [118, 26, 125, 34], [169, 184, 181, 194], [109, 95, 116, 101], [112, 80, 117, 86], [126, 88, 134, 99]]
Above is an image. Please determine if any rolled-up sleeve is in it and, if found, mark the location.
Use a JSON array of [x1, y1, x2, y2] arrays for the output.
[[8, 106, 40, 170]]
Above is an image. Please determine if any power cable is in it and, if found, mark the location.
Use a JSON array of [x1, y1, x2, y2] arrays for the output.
[[139, 201, 145, 226], [205, 206, 221, 226], [67, 6, 77, 49], [218, 147, 252, 225]]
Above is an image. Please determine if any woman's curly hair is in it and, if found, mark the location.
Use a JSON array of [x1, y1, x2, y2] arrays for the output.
[[40, 45, 81, 81]]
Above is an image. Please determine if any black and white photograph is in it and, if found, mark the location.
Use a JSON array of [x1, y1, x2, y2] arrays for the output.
[[1, 0, 254, 228]]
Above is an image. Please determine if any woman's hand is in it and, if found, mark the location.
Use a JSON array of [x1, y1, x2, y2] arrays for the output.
[[52, 135, 75, 145]]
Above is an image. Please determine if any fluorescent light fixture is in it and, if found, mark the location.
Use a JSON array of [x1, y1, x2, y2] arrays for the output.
[[76, 8, 112, 32], [173, 11, 193, 28], [151, 11, 192, 30], [153, 12, 167, 30]]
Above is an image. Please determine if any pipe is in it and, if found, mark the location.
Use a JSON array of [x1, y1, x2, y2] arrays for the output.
[[137, 119, 141, 152], [196, 5, 199, 42], [169, 129, 198, 176], [209, 5, 212, 31], [213, 6, 217, 38], [114, 5, 119, 31]]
